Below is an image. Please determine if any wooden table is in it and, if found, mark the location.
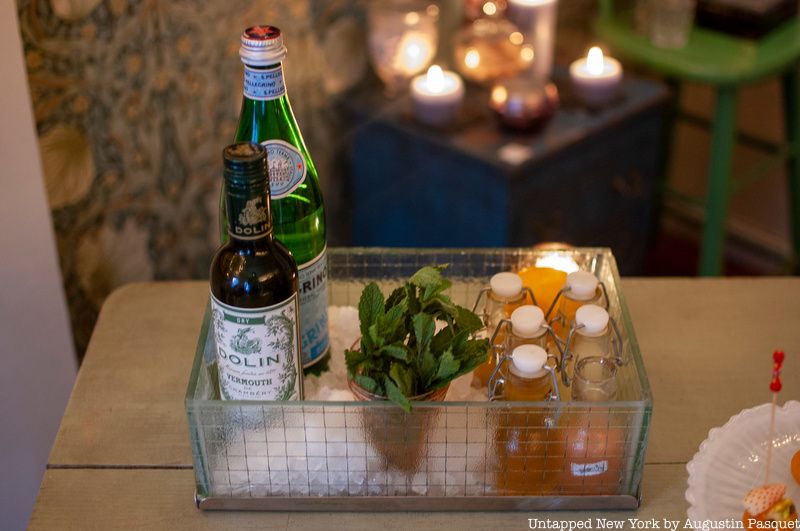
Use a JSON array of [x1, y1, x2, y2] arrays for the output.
[[30, 279, 800, 529]]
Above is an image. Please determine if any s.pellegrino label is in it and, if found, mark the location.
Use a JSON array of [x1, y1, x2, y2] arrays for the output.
[[210, 292, 302, 401], [297, 248, 329, 366], [263, 139, 306, 199], [243, 65, 286, 101]]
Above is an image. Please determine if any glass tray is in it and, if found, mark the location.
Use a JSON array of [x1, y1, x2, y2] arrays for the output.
[[186, 247, 652, 511]]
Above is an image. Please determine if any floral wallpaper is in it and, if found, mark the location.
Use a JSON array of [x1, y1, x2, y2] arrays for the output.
[[18, 0, 367, 358]]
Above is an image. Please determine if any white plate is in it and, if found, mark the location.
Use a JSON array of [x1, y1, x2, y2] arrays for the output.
[[686, 401, 800, 522]]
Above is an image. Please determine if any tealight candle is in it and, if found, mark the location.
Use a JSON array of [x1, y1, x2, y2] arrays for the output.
[[410, 65, 465, 127], [569, 46, 622, 107]]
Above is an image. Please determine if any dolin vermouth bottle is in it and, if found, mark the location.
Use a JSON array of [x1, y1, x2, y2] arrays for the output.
[[221, 25, 329, 370], [211, 142, 303, 401]]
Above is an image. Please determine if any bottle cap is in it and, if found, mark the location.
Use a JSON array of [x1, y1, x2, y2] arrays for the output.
[[490, 272, 523, 299], [575, 304, 609, 335], [511, 344, 548, 378], [223, 142, 268, 187], [240, 25, 288, 67], [566, 270, 598, 300], [510, 305, 545, 338]]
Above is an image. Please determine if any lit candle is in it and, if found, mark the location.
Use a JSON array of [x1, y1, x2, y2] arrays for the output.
[[506, 0, 558, 84], [410, 65, 465, 127], [569, 46, 623, 107]]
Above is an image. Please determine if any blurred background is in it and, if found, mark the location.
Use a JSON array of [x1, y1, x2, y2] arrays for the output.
[[4, 0, 799, 527]]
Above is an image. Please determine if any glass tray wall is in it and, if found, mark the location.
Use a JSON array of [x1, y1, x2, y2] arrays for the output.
[[186, 247, 653, 511]]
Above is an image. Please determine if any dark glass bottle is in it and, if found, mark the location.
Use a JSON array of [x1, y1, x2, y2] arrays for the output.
[[210, 142, 303, 401], [221, 25, 329, 372]]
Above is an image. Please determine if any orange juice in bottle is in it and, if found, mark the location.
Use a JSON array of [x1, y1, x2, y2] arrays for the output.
[[550, 271, 605, 340], [495, 345, 560, 495], [472, 272, 531, 388]]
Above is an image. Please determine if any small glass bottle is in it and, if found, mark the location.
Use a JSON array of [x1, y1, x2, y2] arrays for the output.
[[505, 344, 553, 401], [550, 270, 605, 340], [558, 354, 623, 495], [483, 272, 529, 331], [495, 344, 560, 495], [506, 305, 549, 353], [472, 272, 532, 388], [559, 304, 614, 397]]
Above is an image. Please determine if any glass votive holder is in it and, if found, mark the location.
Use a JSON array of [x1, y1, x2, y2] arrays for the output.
[[489, 77, 559, 131], [453, 18, 530, 85], [571, 356, 617, 401], [367, 0, 439, 94], [647, 0, 696, 49]]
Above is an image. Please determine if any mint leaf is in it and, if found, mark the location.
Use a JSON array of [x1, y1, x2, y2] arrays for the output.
[[435, 348, 460, 381], [345, 348, 369, 376], [384, 376, 411, 412], [389, 362, 415, 396], [412, 312, 435, 355], [355, 374, 379, 394], [409, 265, 447, 289], [430, 325, 455, 354], [454, 304, 483, 334], [381, 344, 409, 362], [420, 347, 437, 387], [385, 286, 406, 310], [367, 323, 385, 350], [358, 283, 384, 340]]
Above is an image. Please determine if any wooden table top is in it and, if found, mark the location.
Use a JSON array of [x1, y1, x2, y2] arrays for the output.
[[30, 278, 800, 529]]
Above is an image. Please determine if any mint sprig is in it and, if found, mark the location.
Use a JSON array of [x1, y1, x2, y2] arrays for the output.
[[345, 265, 489, 411]]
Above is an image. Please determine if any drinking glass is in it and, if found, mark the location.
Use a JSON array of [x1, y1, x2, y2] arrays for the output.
[[648, 0, 696, 49], [571, 356, 617, 401]]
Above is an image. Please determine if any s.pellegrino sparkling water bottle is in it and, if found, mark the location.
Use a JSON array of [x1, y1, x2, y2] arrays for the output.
[[221, 25, 329, 370]]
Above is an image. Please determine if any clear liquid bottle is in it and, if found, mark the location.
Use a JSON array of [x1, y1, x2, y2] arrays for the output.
[[558, 305, 623, 495], [223, 26, 329, 371], [559, 304, 614, 396]]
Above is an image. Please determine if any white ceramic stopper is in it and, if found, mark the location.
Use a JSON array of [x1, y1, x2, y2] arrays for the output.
[[566, 270, 598, 300], [511, 344, 548, 378], [575, 304, 609, 335], [490, 272, 523, 299], [510, 305, 545, 338]]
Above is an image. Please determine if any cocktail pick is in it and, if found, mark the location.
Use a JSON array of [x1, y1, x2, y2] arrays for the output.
[[765, 350, 784, 485]]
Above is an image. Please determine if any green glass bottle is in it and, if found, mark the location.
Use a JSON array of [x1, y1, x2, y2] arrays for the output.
[[211, 142, 303, 401], [221, 25, 329, 370]]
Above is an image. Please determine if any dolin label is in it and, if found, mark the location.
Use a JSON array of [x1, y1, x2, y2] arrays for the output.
[[210, 292, 302, 400], [228, 194, 269, 240]]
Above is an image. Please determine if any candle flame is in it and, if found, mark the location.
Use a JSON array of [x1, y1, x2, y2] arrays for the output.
[[535, 254, 579, 273], [587, 46, 605, 76], [465, 48, 480, 69], [426, 65, 445, 93], [492, 85, 508, 104], [404, 11, 420, 25], [520, 45, 534, 62]]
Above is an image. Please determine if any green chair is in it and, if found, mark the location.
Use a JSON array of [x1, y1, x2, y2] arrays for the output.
[[595, 1, 800, 275]]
